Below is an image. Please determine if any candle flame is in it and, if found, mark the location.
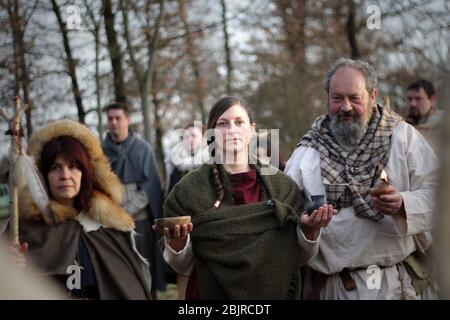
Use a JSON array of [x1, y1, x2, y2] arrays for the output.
[[381, 170, 388, 182]]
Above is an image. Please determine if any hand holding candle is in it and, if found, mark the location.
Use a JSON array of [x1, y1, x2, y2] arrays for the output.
[[369, 170, 391, 197], [371, 170, 405, 217]]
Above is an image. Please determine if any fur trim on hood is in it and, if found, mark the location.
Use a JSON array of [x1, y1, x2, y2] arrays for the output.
[[20, 119, 134, 231]]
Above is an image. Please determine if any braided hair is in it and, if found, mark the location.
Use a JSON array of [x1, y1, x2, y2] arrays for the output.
[[206, 96, 254, 209]]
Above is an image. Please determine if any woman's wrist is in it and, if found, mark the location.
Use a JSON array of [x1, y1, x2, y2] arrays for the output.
[[300, 224, 320, 241], [167, 236, 188, 253]]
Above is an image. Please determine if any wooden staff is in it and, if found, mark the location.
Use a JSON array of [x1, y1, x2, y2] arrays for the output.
[[383, 95, 391, 112], [0, 97, 28, 246]]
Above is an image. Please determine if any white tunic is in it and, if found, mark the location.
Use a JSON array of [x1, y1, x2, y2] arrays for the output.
[[284, 121, 439, 299]]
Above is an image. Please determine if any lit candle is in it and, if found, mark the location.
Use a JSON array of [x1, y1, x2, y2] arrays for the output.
[[370, 169, 391, 197], [380, 170, 388, 183]]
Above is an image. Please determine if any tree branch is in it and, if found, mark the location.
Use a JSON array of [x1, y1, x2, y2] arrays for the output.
[[144, 0, 165, 85], [23, 0, 39, 29], [0, 107, 10, 122], [120, 0, 142, 82]]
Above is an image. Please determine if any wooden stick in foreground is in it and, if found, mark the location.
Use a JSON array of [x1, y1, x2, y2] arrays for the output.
[[0, 97, 28, 246]]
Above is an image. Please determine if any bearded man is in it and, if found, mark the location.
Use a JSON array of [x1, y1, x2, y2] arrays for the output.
[[405, 79, 443, 150], [285, 58, 439, 299]]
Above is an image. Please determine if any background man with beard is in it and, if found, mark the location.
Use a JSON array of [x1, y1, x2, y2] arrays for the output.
[[405, 79, 443, 150], [285, 58, 439, 299]]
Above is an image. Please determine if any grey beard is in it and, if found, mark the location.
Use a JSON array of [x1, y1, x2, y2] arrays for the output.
[[330, 117, 368, 148]]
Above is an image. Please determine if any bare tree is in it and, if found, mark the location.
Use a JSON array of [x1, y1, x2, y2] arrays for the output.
[[84, 0, 104, 139], [51, 0, 86, 123], [5, 0, 37, 138], [151, 68, 166, 179], [102, 0, 127, 104], [274, 0, 307, 72], [178, 0, 206, 123], [120, 0, 165, 143], [346, 0, 360, 59], [220, 0, 233, 94]]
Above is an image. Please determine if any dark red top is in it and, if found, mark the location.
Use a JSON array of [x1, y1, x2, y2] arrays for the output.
[[185, 167, 262, 300], [229, 167, 261, 205]]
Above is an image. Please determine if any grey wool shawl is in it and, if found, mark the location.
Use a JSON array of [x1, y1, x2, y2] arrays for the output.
[[164, 163, 305, 299], [102, 131, 164, 219]]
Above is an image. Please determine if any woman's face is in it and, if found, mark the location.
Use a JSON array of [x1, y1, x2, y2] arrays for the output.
[[214, 104, 255, 157], [47, 154, 82, 205]]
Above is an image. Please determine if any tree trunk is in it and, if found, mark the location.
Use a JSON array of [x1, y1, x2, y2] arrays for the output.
[[275, 0, 307, 74], [178, 0, 206, 123], [151, 72, 166, 180], [102, 0, 127, 103], [51, 0, 85, 124], [220, 0, 233, 95], [94, 30, 103, 139], [139, 82, 152, 144], [121, 0, 165, 143], [84, 0, 103, 138], [346, 0, 361, 59], [7, 0, 33, 138]]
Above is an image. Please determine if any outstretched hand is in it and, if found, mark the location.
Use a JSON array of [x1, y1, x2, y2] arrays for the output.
[[152, 223, 193, 252], [300, 204, 336, 241]]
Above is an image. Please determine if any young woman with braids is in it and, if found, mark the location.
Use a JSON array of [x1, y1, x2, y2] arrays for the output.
[[155, 96, 336, 299]]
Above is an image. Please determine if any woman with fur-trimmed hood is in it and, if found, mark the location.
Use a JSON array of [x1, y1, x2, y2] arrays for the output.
[[7, 119, 152, 299]]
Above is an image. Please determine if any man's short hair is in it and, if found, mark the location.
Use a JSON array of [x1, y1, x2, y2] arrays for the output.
[[323, 58, 378, 94], [407, 79, 436, 98], [104, 102, 130, 115]]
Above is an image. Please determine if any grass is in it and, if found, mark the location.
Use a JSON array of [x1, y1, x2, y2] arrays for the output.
[[156, 283, 179, 300]]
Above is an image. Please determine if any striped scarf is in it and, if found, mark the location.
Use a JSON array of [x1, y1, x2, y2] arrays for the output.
[[298, 104, 402, 221]]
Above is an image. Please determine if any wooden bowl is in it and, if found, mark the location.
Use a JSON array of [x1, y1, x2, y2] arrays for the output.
[[154, 216, 191, 231]]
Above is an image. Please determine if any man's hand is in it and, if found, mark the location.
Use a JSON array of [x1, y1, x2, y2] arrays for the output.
[[299, 204, 336, 241], [371, 185, 406, 218], [153, 223, 193, 253]]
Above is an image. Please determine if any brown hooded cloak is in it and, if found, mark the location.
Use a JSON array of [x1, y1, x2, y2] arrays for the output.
[[16, 119, 152, 300]]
